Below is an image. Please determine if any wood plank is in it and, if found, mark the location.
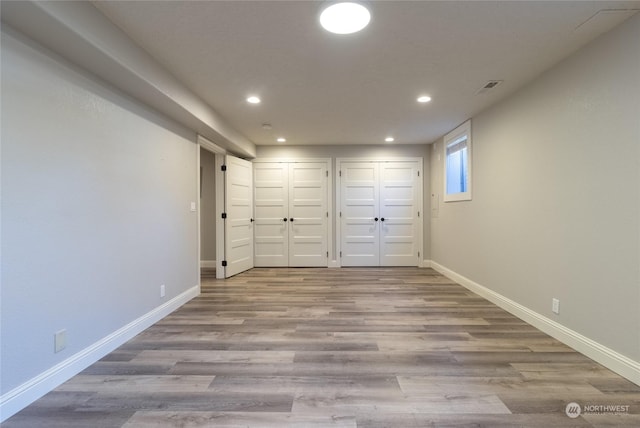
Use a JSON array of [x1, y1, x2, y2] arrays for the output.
[[122, 411, 357, 428], [56, 375, 215, 392]]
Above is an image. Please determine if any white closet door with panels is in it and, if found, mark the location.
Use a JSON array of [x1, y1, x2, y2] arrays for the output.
[[379, 162, 420, 266], [224, 155, 254, 277], [339, 159, 422, 267], [254, 161, 328, 267], [253, 163, 288, 266], [288, 162, 328, 267], [340, 162, 380, 266]]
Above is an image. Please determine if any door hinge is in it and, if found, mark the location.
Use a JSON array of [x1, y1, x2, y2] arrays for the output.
[[221, 165, 227, 172], [339, 170, 342, 177], [339, 211, 342, 217], [326, 251, 329, 257], [418, 251, 420, 258], [326, 212, 329, 217], [221, 260, 227, 267], [418, 211, 420, 217], [326, 170, 329, 177], [221, 212, 227, 219], [340, 251, 342, 257], [417, 170, 420, 177]]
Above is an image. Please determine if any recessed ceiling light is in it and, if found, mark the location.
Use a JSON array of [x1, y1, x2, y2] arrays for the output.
[[277, 137, 287, 143], [320, 2, 371, 35], [385, 137, 395, 142], [417, 95, 432, 103], [247, 96, 261, 104]]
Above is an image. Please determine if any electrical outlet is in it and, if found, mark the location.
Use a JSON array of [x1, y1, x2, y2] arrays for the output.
[[160, 284, 166, 298], [54, 329, 67, 353], [552, 298, 560, 315]]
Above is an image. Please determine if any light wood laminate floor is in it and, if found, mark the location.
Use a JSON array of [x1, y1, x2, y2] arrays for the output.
[[4, 267, 640, 427]]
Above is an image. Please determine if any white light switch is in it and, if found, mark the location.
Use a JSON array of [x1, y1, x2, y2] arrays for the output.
[[190, 202, 196, 212], [54, 329, 67, 353]]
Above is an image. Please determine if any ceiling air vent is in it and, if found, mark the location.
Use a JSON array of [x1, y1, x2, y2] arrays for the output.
[[476, 80, 503, 94]]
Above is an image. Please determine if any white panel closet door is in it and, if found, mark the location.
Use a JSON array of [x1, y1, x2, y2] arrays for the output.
[[224, 155, 254, 277], [254, 162, 288, 267], [253, 161, 328, 267], [340, 162, 379, 266], [289, 162, 328, 267], [380, 162, 419, 266]]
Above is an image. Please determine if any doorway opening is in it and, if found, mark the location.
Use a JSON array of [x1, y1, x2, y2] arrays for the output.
[[200, 146, 217, 279]]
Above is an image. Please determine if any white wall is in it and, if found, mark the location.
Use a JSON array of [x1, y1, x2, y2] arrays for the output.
[[257, 144, 431, 261], [430, 15, 640, 376], [0, 28, 199, 415]]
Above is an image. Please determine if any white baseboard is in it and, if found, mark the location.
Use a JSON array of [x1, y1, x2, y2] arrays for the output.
[[430, 261, 640, 387], [0, 285, 200, 422], [329, 260, 427, 268], [200, 260, 216, 268]]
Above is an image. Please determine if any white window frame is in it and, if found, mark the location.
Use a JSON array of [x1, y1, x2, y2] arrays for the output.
[[443, 120, 472, 202]]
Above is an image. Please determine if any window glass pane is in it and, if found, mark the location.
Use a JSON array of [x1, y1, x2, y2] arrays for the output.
[[446, 146, 467, 194], [443, 120, 471, 202]]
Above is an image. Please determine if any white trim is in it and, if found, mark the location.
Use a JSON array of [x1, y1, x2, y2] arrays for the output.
[[198, 139, 226, 280], [197, 135, 226, 154], [337, 157, 423, 163], [200, 260, 217, 268], [430, 261, 640, 387], [214, 154, 226, 279], [0, 285, 200, 422], [326, 161, 334, 267], [196, 145, 202, 288], [422, 259, 432, 268], [253, 158, 331, 164]]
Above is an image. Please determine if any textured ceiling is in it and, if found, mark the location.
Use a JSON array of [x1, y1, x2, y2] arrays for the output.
[[93, 1, 639, 145]]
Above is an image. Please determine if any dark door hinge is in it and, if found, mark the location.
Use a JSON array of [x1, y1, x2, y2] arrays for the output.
[[221, 260, 227, 267], [221, 165, 227, 172]]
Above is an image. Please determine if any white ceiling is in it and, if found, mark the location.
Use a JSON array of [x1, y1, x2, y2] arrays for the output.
[[93, 1, 639, 146]]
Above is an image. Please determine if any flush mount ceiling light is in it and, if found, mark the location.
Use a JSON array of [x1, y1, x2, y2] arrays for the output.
[[320, 2, 371, 35], [247, 96, 261, 104], [385, 137, 395, 142], [417, 95, 432, 103], [277, 137, 287, 143]]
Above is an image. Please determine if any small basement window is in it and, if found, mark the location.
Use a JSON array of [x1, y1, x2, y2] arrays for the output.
[[443, 120, 472, 202]]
